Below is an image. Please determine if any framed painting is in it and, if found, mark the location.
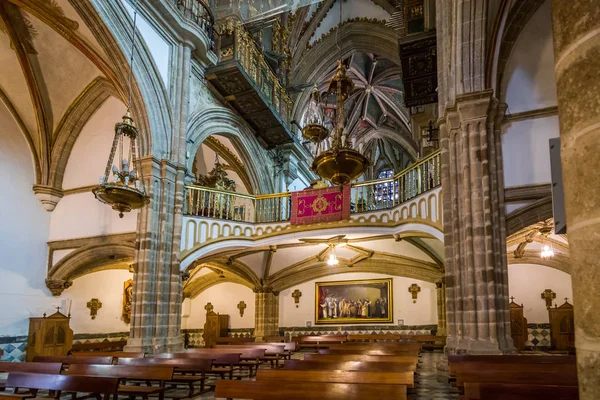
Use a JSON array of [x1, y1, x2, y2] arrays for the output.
[[315, 278, 393, 324]]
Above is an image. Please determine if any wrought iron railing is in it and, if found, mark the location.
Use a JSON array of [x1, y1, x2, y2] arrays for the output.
[[219, 22, 292, 126], [173, 0, 216, 51], [185, 150, 441, 223]]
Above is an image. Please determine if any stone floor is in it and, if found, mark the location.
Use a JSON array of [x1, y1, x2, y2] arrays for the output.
[[192, 350, 459, 399]]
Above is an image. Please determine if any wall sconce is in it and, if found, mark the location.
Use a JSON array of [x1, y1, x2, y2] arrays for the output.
[[237, 301, 247, 317], [292, 289, 302, 308], [541, 289, 556, 308], [408, 284, 421, 303], [86, 298, 102, 320]]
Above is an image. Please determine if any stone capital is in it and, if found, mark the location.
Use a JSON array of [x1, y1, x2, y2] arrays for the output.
[[33, 185, 64, 212], [455, 89, 495, 122], [45, 278, 72, 296]]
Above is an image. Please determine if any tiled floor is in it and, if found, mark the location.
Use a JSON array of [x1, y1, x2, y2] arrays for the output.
[[193, 351, 458, 399]]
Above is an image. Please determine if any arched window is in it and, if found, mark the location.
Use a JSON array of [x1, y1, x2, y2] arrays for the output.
[[375, 169, 396, 203]]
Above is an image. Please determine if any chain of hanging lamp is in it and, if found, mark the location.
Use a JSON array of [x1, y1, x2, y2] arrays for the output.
[[93, 0, 149, 217]]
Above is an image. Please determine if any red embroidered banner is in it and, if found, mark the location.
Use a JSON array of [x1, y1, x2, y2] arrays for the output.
[[290, 185, 351, 225]]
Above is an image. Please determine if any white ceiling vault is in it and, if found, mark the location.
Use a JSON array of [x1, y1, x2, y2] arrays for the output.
[[183, 233, 444, 298]]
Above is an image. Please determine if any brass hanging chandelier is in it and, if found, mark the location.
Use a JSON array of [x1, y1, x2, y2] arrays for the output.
[[301, 85, 328, 143], [304, 1, 369, 186], [93, 3, 149, 218]]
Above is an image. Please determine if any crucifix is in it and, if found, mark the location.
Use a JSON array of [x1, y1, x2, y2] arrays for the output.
[[540, 289, 556, 308], [237, 301, 247, 317], [86, 298, 102, 320], [292, 289, 302, 308], [408, 283, 421, 303]]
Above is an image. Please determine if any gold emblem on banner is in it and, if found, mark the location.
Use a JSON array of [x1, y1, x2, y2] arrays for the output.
[[311, 195, 329, 214]]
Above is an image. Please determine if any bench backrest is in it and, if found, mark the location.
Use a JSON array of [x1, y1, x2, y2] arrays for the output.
[[455, 363, 578, 386], [215, 337, 255, 344], [305, 353, 419, 365], [318, 349, 420, 356], [117, 357, 213, 372], [463, 382, 579, 400], [153, 352, 241, 364], [67, 364, 174, 381], [185, 348, 266, 358], [331, 343, 421, 350], [0, 362, 62, 374], [215, 342, 296, 351], [6, 372, 119, 395], [71, 352, 145, 358], [70, 341, 127, 352], [32, 356, 113, 365], [448, 355, 577, 377], [282, 359, 416, 373], [214, 380, 405, 400], [292, 335, 347, 343], [213, 344, 285, 355], [256, 369, 413, 386]]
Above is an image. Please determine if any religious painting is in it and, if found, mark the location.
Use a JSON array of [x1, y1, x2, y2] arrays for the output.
[[315, 278, 393, 324], [122, 279, 133, 324]]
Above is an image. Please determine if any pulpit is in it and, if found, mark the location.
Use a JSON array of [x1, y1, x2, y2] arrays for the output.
[[548, 299, 575, 351], [509, 298, 528, 350], [26, 310, 73, 362], [202, 305, 229, 347]]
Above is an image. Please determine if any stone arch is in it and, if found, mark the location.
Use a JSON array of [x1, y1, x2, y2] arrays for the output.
[[183, 273, 255, 299], [507, 251, 572, 275], [359, 127, 419, 162], [48, 243, 135, 282], [187, 107, 274, 194], [506, 197, 553, 236]]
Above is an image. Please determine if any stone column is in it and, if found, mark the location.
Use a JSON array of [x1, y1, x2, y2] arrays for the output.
[[551, 2, 600, 397], [254, 290, 279, 340], [436, 279, 447, 336], [441, 90, 514, 355]]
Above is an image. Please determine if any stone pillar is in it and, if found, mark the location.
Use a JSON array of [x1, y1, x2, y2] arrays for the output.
[[254, 290, 279, 340], [436, 279, 447, 336], [125, 158, 185, 353], [441, 90, 514, 355], [551, 2, 600, 397]]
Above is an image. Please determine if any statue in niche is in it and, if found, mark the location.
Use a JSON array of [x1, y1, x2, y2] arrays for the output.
[[122, 279, 133, 324]]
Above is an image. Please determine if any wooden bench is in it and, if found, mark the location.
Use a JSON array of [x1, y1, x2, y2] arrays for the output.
[[346, 334, 410, 342], [185, 348, 264, 376], [292, 335, 347, 349], [305, 353, 419, 366], [463, 382, 579, 400], [319, 348, 420, 356], [213, 344, 286, 367], [117, 357, 212, 397], [214, 380, 406, 400], [215, 337, 255, 344], [257, 368, 413, 391], [262, 336, 286, 343], [32, 356, 113, 368], [454, 363, 578, 388], [448, 355, 576, 378], [69, 341, 127, 353], [283, 359, 417, 374], [66, 364, 173, 400], [153, 352, 242, 380], [331, 342, 422, 351], [0, 362, 63, 391], [70, 352, 144, 359], [3, 372, 119, 400]]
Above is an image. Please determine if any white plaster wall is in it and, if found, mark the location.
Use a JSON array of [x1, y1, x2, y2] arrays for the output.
[[503, 0, 556, 113], [60, 269, 132, 334], [184, 283, 256, 329], [279, 273, 437, 327], [508, 263, 572, 323], [0, 103, 53, 336]]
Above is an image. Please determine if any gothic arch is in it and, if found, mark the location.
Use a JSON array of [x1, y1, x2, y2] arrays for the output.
[[186, 107, 275, 194], [183, 273, 255, 299], [506, 197, 553, 237]]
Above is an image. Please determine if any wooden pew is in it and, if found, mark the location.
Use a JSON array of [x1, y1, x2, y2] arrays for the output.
[[154, 352, 242, 380], [262, 336, 286, 343], [292, 335, 346, 349], [117, 357, 212, 397], [66, 364, 173, 400], [184, 348, 264, 376], [215, 337, 255, 344], [3, 372, 119, 400], [213, 344, 287, 367], [463, 382, 579, 400], [454, 363, 578, 388], [331, 342, 422, 351], [214, 380, 406, 400], [32, 356, 113, 367], [283, 359, 417, 374], [257, 369, 412, 392], [70, 352, 144, 359], [346, 334, 409, 342], [448, 355, 576, 378], [305, 353, 419, 366], [319, 348, 420, 356], [69, 341, 127, 353], [0, 363, 63, 391]]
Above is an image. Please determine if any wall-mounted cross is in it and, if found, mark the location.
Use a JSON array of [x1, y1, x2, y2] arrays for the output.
[[292, 289, 302, 308], [86, 298, 102, 320], [540, 289, 556, 308], [237, 301, 247, 317], [204, 302, 214, 314], [408, 283, 421, 303]]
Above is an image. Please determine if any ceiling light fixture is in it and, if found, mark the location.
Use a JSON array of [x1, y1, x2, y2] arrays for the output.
[[539, 226, 555, 259], [327, 245, 339, 266]]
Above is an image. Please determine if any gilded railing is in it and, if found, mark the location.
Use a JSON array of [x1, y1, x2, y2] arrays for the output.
[[185, 151, 441, 222], [173, 0, 216, 51], [218, 23, 292, 126]]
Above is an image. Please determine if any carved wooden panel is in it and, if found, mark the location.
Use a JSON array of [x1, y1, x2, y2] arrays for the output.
[[509, 300, 528, 350], [26, 311, 73, 362], [399, 34, 438, 107], [548, 300, 575, 351]]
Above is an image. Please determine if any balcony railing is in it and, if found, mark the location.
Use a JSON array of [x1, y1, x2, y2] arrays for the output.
[[174, 0, 216, 51], [222, 23, 292, 126], [185, 150, 441, 223]]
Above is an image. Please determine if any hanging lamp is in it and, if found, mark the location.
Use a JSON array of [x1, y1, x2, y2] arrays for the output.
[[93, 3, 149, 218], [301, 84, 328, 143]]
